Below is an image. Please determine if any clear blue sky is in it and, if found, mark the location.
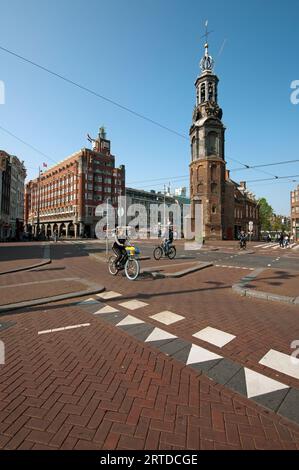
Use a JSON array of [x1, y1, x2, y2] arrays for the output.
[[0, 0, 298, 215]]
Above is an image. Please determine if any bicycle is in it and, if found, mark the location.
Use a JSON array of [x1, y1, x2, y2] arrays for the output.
[[153, 241, 176, 260], [239, 239, 247, 250], [108, 244, 141, 281]]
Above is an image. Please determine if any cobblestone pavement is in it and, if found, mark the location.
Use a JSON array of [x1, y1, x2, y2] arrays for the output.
[[0, 241, 299, 450]]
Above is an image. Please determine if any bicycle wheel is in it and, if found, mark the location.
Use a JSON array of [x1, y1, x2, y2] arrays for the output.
[[153, 246, 163, 260], [167, 246, 176, 259], [108, 255, 118, 275], [125, 258, 140, 280]]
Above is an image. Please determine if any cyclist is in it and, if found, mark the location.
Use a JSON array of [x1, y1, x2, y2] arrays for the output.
[[163, 224, 174, 255], [112, 227, 128, 268], [239, 230, 247, 249]]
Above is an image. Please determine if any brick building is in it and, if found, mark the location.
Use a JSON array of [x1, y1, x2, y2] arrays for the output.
[[25, 128, 125, 238], [189, 39, 260, 240], [0, 150, 26, 240], [291, 184, 299, 241]]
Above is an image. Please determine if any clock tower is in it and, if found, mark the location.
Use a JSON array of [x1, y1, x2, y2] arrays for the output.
[[189, 37, 226, 240]]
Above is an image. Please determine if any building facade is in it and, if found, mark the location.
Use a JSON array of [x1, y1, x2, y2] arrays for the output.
[[189, 40, 260, 240], [125, 187, 190, 236], [291, 184, 299, 241], [25, 128, 125, 238], [0, 150, 26, 240]]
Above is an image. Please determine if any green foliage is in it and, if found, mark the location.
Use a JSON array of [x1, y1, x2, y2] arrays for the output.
[[258, 197, 273, 231]]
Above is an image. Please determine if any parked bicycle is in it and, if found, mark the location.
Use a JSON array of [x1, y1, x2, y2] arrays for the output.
[[153, 241, 176, 260], [108, 244, 141, 281]]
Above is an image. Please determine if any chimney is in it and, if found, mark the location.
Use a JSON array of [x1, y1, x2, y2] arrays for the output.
[[225, 170, 230, 180], [240, 181, 246, 190]]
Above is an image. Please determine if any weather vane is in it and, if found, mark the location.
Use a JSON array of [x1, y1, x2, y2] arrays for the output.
[[200, 20, 213, 45], [199, 20, 215, 72]]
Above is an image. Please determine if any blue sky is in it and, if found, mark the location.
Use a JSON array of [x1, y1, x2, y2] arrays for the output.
[[0, 0, 298, 215]]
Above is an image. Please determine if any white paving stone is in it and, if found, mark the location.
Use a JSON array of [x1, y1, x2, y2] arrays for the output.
[[96, 291, 122, 300], [93, 305, 119, 315], [150, 311, 185, 325], [259, 349, 299, 380], [119, 300, 149, 310], [244, 368, 289, 398], [193, 326, 236, 348], [116, 315, 145, 327], [145, 328, 177, 343], [187, 344, 222, 365]]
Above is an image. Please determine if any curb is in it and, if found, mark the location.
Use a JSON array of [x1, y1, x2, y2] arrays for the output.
[[232, 267, 299, 306], [0, 244, 51, 276], [0, 279, 105, 314], [141, 261, 213, 279]]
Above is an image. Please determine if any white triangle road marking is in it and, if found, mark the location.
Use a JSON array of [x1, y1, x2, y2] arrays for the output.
[[186, 344, 222, 365], [145, 327, 177, 343], [94, 305, 119, 314], [244, 367, 289, 398], [116, 315, 145, 326]]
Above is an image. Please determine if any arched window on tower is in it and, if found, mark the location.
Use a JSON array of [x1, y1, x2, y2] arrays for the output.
[[211, 164, 217, 181], [211, 183, 217, 194], [207, 131, 219, 156], [192, 137, 197, 161], [200, 83, 206, 103], [208, 82, 213, 101]]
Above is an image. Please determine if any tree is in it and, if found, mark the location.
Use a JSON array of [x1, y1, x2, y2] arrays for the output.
[[258, 197, 274, 231]]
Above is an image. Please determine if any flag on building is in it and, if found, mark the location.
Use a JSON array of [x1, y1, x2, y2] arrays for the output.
[[43, 162, 48, 168]]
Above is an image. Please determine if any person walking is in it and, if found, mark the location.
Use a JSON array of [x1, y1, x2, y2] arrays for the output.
[[54, 229, 59, 243], [279, 232, 284, 248], [284, 234, 289, 248]]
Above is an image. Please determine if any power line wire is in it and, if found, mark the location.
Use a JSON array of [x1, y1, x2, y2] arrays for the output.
[[0, 125, 57, 164], [0, 45, 187, 140], [1, 46, 298, 184], [230, 159, 299, 172]]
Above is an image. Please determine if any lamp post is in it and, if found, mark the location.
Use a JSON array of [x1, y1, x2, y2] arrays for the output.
[[36, 166, 41, 239], [106, 197, 111, 259]]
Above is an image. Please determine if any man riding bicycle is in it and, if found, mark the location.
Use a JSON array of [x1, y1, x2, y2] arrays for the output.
[[112, 227, 128, 268], [239, 230, 247, 249], [163, 224, 174, 255]]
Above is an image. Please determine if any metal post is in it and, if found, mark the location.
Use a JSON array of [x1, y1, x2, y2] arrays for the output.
[[106, 197, 110, 259], [36, 166, 41, 239]]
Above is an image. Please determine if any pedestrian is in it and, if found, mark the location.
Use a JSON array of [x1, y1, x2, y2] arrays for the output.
[[284, 234, 289, 248], [279, 232, 284, 248]]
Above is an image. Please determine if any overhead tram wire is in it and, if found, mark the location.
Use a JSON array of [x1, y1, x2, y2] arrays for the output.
[[1, 46, 298, 182], [127, 158, 299, 186], [229, 158, 299, 172], [1, 118, 297, 187], [0, 45, 187, 141], [0, 124, 58, 165]]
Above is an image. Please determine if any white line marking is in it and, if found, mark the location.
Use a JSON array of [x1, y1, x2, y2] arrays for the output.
[[38, 323, 90, 335]]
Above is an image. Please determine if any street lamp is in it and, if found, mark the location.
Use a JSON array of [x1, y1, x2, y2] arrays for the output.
[[106, 197, 111, 259], [36, 166, 41, 239]]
